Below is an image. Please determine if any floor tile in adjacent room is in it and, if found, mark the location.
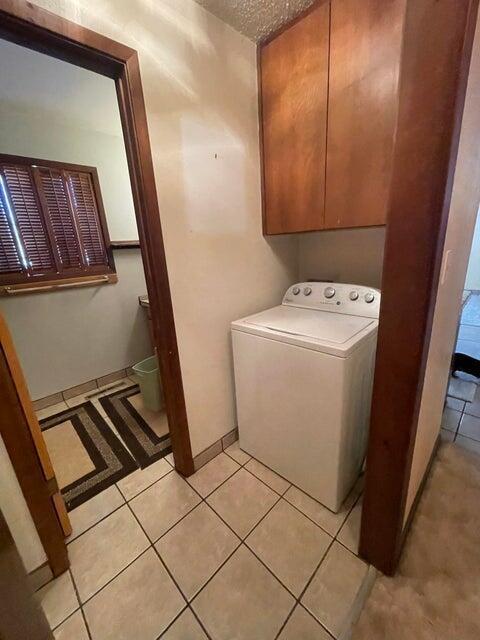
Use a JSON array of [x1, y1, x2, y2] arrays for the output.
[[54, 610, 89, 640], [206, 468, 278, 538], [84, 548, 184, 640], [284, 477, 363, 537], [246, 500, 332, 596], [441, 407, 462, 433], [192, 546, 294, 640], [278, 605, 332, 640], [464, 384, 480, 417], [224, 440, 251, 465], [337, 499, 362, 555], [302, 542, 369, 638], [456, 434, 480, 455], [162, 608, 208, 639], [458, 413, 480, 441], [37, 570, 79, 629], [445, 396, 466, 412], [36, 401, 69, 421], [130, 472, 201, 541], [245, 458, 290, 494], [447, 376, 476, 402], [156, 503, 239, 600], [117, 458, 171, 501], [68, 486, 125, 542], [69, 505, 149, 603], [441, 428, 455, 443], [187, 452, 240, 497]]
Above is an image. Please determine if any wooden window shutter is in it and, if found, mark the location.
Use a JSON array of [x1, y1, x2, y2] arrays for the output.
[[37, 168, 82, 270], [0, 182, 23, 274], [66, 171, 108, 267], [0, 164, 54, 274]]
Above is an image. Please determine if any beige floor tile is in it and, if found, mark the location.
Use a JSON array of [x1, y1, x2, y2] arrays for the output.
[[246, 500, 332, 596], [84, 548, 184, 640], [284, 476, 363, 537], [448, 376, 476, 402], [302, 542, 369, 638], [445, 396, 466, 412], [162, 608, 208, 639], [69, 505, 149, 603], [441, 407, 462, 433], [207, 468, 278, 538], [456, 435, 480, 455], [337, 499, 362, 555], [278, 605, 331, 640], [465, 385, 480, 417], [117, 458, 171, 501], [156, 503, 239, 600], [54, 610, 89, 640], [192, 546, 294, 640], [130, 472, 201, 541], [36, 401, 69, 421], [459, 413, 480, 441], [187, 452, 240, 497], [66, 378, 136, 409], [440, 428, 455, 443], [225, 440, 251, 465], [63, 380, 97, 401], [165, 452, 175, 467], [37, 571, 79, 629], [245, 458, 290, 494], [68, 486, 125, 542]]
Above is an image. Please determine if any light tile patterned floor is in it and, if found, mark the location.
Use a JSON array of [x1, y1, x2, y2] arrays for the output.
[[38, 445, 369, 640]]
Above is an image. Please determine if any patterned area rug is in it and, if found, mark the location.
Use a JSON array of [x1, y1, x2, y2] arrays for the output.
[[100, 385, 172, 468], [40, 402, 137, 511]]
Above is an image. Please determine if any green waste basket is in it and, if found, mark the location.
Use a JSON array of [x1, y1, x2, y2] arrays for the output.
[[132, 355, 162, 412]]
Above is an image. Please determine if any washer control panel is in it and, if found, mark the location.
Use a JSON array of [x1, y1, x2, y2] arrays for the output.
[[283, 282, 381, 318]]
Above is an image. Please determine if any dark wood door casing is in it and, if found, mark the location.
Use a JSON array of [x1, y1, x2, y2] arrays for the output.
[[360, 0, 480, 575]]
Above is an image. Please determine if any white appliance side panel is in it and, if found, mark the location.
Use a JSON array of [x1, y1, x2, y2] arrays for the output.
[[232, 331, 346, 509], [337, 336, 377, 503]]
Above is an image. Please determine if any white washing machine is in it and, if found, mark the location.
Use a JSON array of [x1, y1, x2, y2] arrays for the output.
[[231, 282, 380, 512]]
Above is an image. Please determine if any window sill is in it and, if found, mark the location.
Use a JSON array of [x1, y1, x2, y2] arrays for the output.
[[0, 273, 118, 296]]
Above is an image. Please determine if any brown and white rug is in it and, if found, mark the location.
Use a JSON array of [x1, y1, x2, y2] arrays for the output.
[[40, 402, 137, 511], [99, 385, 171, 469], [352, 442, 480, 640]]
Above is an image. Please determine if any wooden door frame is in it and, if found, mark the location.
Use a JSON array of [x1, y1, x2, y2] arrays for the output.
[[359, 0, 480, 575], [0, 0, 194, 573]]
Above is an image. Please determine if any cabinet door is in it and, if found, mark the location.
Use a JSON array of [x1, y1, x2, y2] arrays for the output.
[[325, 0, 405, 229], [260, 3, 330, 234]]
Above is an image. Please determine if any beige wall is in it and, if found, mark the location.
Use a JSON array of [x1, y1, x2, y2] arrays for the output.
[[25, 0, 298, 456], [404, 10, 480, 521], [298, 228, 386, 289]]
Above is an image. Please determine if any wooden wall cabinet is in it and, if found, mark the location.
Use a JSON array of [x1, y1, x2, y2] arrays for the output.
[[260, 0, 405, 235]]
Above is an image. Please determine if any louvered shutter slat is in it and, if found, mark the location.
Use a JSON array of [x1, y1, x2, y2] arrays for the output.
[[66, 171, 107, 267], [2, 164, 54, 273], [0, 187, 22, 274], [39, 168, 82, 269]]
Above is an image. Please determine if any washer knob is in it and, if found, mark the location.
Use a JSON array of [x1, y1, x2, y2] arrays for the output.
[[365, 292, 375, 304], [303, 287, 312, 296], [292, 286, 301, 295], [324, 286, 336, 299], [349, 291, 359, 301]]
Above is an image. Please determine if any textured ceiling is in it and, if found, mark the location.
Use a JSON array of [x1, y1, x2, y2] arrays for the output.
[[193, 0, 317, 42]]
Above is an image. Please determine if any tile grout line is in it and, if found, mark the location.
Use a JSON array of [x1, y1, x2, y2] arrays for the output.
[[67, 567, 93, 640], [122, 499, 215, 640]]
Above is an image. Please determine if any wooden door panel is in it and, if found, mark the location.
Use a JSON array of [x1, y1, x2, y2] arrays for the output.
[[325, 0, 406, 229], [261, 3, 330, 234]]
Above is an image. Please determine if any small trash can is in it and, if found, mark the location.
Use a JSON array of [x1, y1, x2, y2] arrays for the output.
[[132, 355, 162, 412]]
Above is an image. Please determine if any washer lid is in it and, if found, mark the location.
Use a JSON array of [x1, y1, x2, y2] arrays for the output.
[[243, 305, 374, 344]]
